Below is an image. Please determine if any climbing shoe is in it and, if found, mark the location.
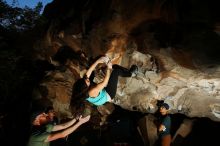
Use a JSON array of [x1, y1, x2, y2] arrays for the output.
[[129, 65, 138, 77]]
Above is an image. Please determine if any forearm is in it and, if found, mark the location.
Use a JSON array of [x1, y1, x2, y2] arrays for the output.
[[46, 115, 90, 142], [52, 118, 77, 131], [86, 61, 99, 78], [61, 121, 82, 137], [45, 122, 82, 142], [102, 68, 111, 87]]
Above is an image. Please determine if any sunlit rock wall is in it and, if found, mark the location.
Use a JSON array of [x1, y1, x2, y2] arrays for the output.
[[112, 49, 220, 122]]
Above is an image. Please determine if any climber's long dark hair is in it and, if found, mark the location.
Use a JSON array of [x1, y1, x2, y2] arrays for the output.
[[70, 76, 90, 115]]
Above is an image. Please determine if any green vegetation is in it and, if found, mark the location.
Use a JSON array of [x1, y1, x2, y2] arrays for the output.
[[0, 0, 43, 31]]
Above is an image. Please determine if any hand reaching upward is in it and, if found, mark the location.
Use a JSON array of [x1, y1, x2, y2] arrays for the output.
[[97, 56, 110, 64], [78, 115, 91, 124], [107, 62, 112, 69]]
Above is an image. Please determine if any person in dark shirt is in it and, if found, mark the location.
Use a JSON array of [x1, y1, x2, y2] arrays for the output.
[[157, 103, 171, 146]]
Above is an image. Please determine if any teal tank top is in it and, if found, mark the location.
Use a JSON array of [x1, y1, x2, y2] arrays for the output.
[[86, 89, 108, 106]]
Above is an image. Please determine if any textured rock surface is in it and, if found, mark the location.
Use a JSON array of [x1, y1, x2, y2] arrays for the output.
[[31, 0, 220, 123], [111, 49, 220, 122], [32, 45, 220, 122]]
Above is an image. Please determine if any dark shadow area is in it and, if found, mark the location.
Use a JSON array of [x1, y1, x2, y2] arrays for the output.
[[0, 57, 56, 146], [182, 117, 220, 146], [50, 107, 220, 146], [51, 105, 145, 146]]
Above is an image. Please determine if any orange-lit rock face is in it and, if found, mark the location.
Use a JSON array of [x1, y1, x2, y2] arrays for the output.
[[105, 36, 127, 64], [31, 0, 220, 123]]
